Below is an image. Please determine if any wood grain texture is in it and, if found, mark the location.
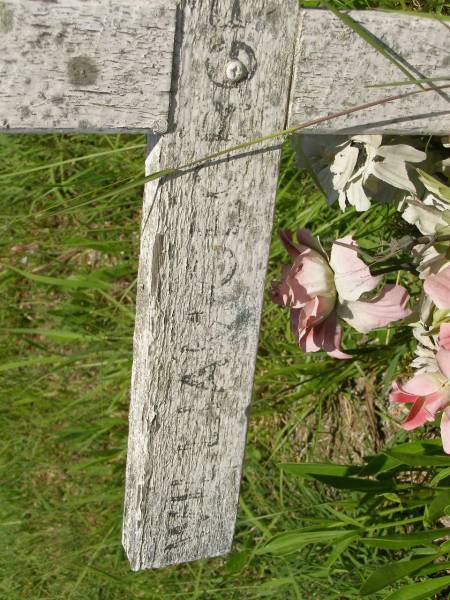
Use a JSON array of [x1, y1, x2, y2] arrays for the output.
[[123, 0, 300, 571], [289, 9, 450, 134], [0, 0, 176, 132]]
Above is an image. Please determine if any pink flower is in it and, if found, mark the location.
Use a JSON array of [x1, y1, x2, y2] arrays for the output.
[[390, 324, 450, 453], [272, 229, 411, 359], [424, 265, 450, 309]]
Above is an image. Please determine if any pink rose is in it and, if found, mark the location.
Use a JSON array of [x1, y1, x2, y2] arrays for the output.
[[390, 324, 450, 453], [272, 229, 411, 359]]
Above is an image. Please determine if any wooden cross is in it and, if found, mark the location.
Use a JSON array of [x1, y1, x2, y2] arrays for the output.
[[1, 0, 448, 571]]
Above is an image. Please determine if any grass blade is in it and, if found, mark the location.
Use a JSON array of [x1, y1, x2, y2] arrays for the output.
[[362, 528, 450, 550], [360, 556, 436, 595], [385, 575, 450, 600]]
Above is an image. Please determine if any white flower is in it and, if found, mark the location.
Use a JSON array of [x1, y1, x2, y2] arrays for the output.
[[291, 134, 346, 205], [401, 193, 450, 235], [441, 158, 450, 179], [414, 244, 449, 280], [411, 340, 439, 373], [334, 135, 426, 212], [293, 134, 426, 213]]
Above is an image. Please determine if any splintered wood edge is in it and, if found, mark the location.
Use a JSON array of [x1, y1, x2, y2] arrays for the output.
[[289, 9, 450, 134], [0, 0, 176, 132]]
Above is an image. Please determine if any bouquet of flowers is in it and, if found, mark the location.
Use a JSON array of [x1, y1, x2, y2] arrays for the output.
[[273, 134, 450, 450]]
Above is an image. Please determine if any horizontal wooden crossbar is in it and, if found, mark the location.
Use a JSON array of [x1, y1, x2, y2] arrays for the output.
[[1, 5, 448, 134], [0, 0, 176, 133], [289, 10, 450, 134]]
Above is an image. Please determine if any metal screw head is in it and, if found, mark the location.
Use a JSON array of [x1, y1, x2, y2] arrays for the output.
[[225, 59, 247, 83]]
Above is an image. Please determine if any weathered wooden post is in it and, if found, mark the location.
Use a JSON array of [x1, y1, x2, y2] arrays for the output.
[[1, 0, 449, 571]]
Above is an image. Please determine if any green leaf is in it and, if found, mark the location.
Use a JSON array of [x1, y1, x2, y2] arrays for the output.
[[360, 453, 403, 477], [430, 467, 450, 487], [394, 440, 443, 452], [280, 462, 360, 478], [254, 578, 295, 595], [325, 534, 358, 568], [257, 529, 357, 556], [417, 169, 450, 203], [225, 550, 251, 574], [379, 493, 403, 504], [426, 490, 450, 525], [385, 575, 450, 600], [360, 556, 436, 595], [8, 266, 111, 291], [387, 441, 449, 467], [388, 451, 450, 467], [0, 142, 146, 180], [440, 540, 450, 553], [362, 529, 450, 550], [312, 474, 394, 492], [382, 353, 402, 395], [0, 328, 98, 342], [416, 561, 450, 577]]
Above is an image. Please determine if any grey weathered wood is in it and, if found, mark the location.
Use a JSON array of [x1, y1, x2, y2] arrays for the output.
[[290, 9, 450, 134], [122, 0, 300, 571], [0, 0, 176, 133]]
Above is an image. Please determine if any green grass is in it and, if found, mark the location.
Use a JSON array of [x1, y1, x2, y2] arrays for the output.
[[1, 3, 448, 598], [0, 132, 426, 600]]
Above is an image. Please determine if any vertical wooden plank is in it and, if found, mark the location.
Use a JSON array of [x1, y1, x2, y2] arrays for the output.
[[123, 0, 300, 570]]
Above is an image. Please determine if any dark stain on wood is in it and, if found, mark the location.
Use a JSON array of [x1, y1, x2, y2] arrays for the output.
[[67, 55, 99, 86], [151, 233, 164, 300]]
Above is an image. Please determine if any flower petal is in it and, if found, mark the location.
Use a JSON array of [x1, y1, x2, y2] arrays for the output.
[[424, 266, 450, 310], [437, 348, 450, 379], [297, 309, 351, 359], [292, 299, 323, 351], [401, 195, 448, 235], [390, 380, 418, 404], [403, 396, 433, 430], [329, 235, 381, 302], [377, 144, 426, 163], [340, 284, 410, 334], [401, 374, 441, 396], [298, 327, 321, 353], [331, 144, 359, 190], [338, 190, 347, 211], [352, 135, 382, 148], [321, 313, 352, 359], [440, 323, 450, 351], [296, 229, 327, 258], [346, 179, 371, 212], [295, 249, 335, 299], [371, 159, 416, 193], [441, 412, 450, 454], [425, 392, 450, 416], [280, 229, 301, 260]]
